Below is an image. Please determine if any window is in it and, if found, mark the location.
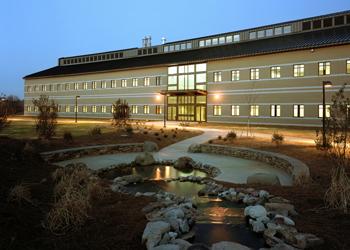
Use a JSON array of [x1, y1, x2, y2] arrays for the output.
[[271, 105, 281, 117], [34, 106, 38, 112], [318, 104, 331, 118], [132, 105, 138, 114], [266, 29, 273, 37], [233, 34, 240, 42], [347, 60, 350, 74], [199, 40, 205, 47], [111, 80, 117, 88], [219, 37, 225, 44], [250, 68, 259, 80], [83, 82, 88, 90], [101, 105, 107, 113], [250, 105, 259, 116], [271, 66, 281, 78], [65, 105, 70, 113], [92, 81, 97, 89], [212, 38, 218, 45], [231, 105, 240, 116], [257, 30, 265, 38], [132, 78, 138, 87], [42, 85, 47, 92], [313, 20, 322, 29], [82, 105, 88, 113], [155, 105, 162, 114], [213, 105, 222, 116], [323, 18, 333, 27], [196, 63, 206, 72], [319, 62, 331, 75], [92, 105, 97, 113], [101, 81, 107, 88], [144, 77, 150, 86], [335, 16, 345, 26], [293, 105, 304, 117], [168, 66, 177, 74], [205, 39, 211, 46], [121, 79, 127, 87], [196, 73, 206, 83], [143, 105, 150, 114], [302, 21, 311, 30], [74, 82, 79, 90], [226, 35, 233, 43], [274, 27, 282, 35], [214, 72, 222, 82], [283, 25, 291, 33], [156, 76, 161, 86], [231, 70, 240, 81], [293, 64, 304, 77], [26, 105, 32, 112], [249, 32, 256, 39]]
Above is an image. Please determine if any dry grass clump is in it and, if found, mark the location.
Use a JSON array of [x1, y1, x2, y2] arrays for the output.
[[45, 163, 106, 234], [7, 183, 32, 204]]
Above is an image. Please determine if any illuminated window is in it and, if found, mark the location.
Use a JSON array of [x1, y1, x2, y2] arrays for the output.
[[121, 79, 127, 87], [196, 73, 206, 83], [231, 105, 239, 116], [155, 76, 161, 86], [131, 105, 138, 114], [250, 105, 259, 116], [196, 63, 207, 72], [293, 65, 304, 77], [347, 60, 350, 74], [214, 72, 222, 82], [144, 77, 150, 86], [143, 105, 150, 114], [250, 68, 259, 80], [92, 105, 97, 113], [231, 70, 240, 81], [65, 83, 70, 90], [213, 105, 222, 116], [168, 66, 177, 74], [111, 80, 117, 88], [318, 105, 331, 118], [271, 66, 281, 78], [83, 82, 88, 90], [132, 78, 138, 87], [155, 105, 162, 114], [101, 81, 107, 88], [271, 105, 281, 117], [101, 105, 107, 113], [65, 105, 70, 113], [82, 105, 88, 113], [92, 81, 97, 89], [319, 62, 331, 75], [293, 105, 304, 117], [42, 85, 47, 92], [74, 82, 79, 90]]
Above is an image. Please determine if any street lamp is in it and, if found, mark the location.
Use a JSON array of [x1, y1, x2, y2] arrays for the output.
[[163, 94, 168, 128], [322, 81, 332, 147], [75, 95, 80, 123]]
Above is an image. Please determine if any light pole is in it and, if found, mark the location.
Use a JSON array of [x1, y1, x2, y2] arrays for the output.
[[75, 95, 80, 123], [163, 94, 167, 128], [322, 81, 332, 147]]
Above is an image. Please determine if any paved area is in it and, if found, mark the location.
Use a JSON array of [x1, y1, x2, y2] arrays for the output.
[[57, 127, 293, 186]]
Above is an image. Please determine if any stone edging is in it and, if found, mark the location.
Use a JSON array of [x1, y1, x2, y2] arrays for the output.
[[189, 144, 310, 185]]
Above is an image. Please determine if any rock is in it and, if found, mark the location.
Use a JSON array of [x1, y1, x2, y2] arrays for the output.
[[180, 229, 195, 241], [250, 219, 266, 233], [144, 141, 159, 152], [243, 195, 259, 205], [179, 219, 190, 233], [165, 208, 185, 219], [174, 157, 195, 170], [172, 239, 192, 250], [142, 221, 170, 249], [259, 190, 269, 199], [265, 203, 297, 216], [110, 183, 122, 192], [268, 196, 291, 204], [244, 205, 267, 219], [274, 215, 295, 226], [247, 173, 281, 186], [121, 174, 143, 184], [135, 152, 155, 166], [187, 243, 211, 250], [277, 226, 298, 245], [152, 244, 180, 250], [212, 241, 251, 250], [188, 144, 201, 153], [143, 192, 156, 197], [168, 232, 178, 239], [269, 243, 298, 250], [293, 233, 324, 249]]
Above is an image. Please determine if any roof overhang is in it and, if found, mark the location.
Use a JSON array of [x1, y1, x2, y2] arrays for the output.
[[159, 90, 207, 96]]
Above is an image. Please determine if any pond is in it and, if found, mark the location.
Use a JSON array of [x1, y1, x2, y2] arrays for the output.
[[125, 166, 266, 249]]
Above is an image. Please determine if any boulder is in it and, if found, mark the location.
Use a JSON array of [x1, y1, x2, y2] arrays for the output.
[[270, 243, 298, 250], [211, 241, 251, 250], [188, 144, 202, 153], [293, 233, 324, 249], [135, 152, 155, 166], [265, 203, 297, 217], [247, 173, 281, 186], [274, 215, 295, 226], [142, 221, 171, 249], [187, 243, 211, 250], [250, 219, 266, 233], [244, 205, 267, 219], [144, 141, 159, 152], [120, 174, 143, 184], [174, 157, 195, 170], [152, 244, 180, 250]]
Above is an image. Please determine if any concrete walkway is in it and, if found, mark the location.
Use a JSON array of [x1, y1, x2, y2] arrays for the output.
[[57, 127, 293, 185]]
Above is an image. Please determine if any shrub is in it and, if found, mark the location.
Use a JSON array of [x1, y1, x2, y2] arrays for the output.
[[217, 135, 222, 140], [208, 139, 213, 144], [7, 183, 32, 204], [172, 134, 176, 138], [89, 127, 102, 137], [111, 99, 130, 128], [32, 95, 58, 139], [163, 134, 168, 138], [272, 132, 284, 146], [226, 130, 237, 140], [0, 94, 10, 132], [157, 137, 161, 141], [143, 130, 148, 135], [125, 125, 133, 135], [154, 132, 159, 136], [63, 131, 73, 144], [160, 128, 164, 133]]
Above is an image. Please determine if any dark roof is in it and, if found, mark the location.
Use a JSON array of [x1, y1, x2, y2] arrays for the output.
[[24, 26, 350, 79]]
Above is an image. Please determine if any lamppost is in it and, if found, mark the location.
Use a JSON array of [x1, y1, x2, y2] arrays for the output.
[[322, 81, 332, 147], [75, 95, 80, 123]]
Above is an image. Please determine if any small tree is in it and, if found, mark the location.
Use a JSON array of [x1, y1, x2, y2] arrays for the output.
[[112, 99, 130, 128], [0, 93, 10, 132], [33, 95, 58, 139], [323, 84, 350, 213]]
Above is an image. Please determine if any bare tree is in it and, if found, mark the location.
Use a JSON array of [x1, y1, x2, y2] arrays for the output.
[[323, 84, 350, 213], [0, 93, 10, 132], [32, 95, 58, 139], [111, 99, 130, 128]]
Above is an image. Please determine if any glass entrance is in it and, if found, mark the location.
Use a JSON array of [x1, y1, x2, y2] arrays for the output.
[[196, 106, 206, 122], [167, 95, 206, 122], [167, 106, 177, 121]]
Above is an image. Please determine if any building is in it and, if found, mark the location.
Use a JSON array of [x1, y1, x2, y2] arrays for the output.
[[24, 10, 350, 127]]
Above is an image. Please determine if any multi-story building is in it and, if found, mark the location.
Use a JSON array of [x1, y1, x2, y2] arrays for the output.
[[24, 10, 350, 127]]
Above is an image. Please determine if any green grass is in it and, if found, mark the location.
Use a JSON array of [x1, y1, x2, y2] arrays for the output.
[[0, 120, 116, 139]]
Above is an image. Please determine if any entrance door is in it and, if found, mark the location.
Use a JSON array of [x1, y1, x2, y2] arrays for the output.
[[167, 106, 177, 121], [196, 105, 206, 122]]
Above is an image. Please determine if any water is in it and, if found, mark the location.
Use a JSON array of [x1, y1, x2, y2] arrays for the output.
[[126, 166, 266, 249]]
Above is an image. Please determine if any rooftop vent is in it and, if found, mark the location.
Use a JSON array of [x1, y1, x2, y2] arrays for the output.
[[161, 37, 167, 44], [142, 35, 152, 48]]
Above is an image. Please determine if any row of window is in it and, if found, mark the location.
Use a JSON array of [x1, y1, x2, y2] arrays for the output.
[[26, 105, 163, 114], [26, 76, 162, 93], [163, 42, 192, 53], [212, 60, 350, 82], [249, 25, 291, 40], [302, 14, 350, 31], [199, 34, 240, 48], [62, 52, 124, 65], [212, 104, 332, 118]]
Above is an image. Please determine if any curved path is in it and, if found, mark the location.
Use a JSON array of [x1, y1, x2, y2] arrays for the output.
[[56, 127, 293, 186]]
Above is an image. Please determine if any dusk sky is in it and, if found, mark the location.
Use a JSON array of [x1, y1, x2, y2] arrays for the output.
[[1, 0, 350, 98]]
